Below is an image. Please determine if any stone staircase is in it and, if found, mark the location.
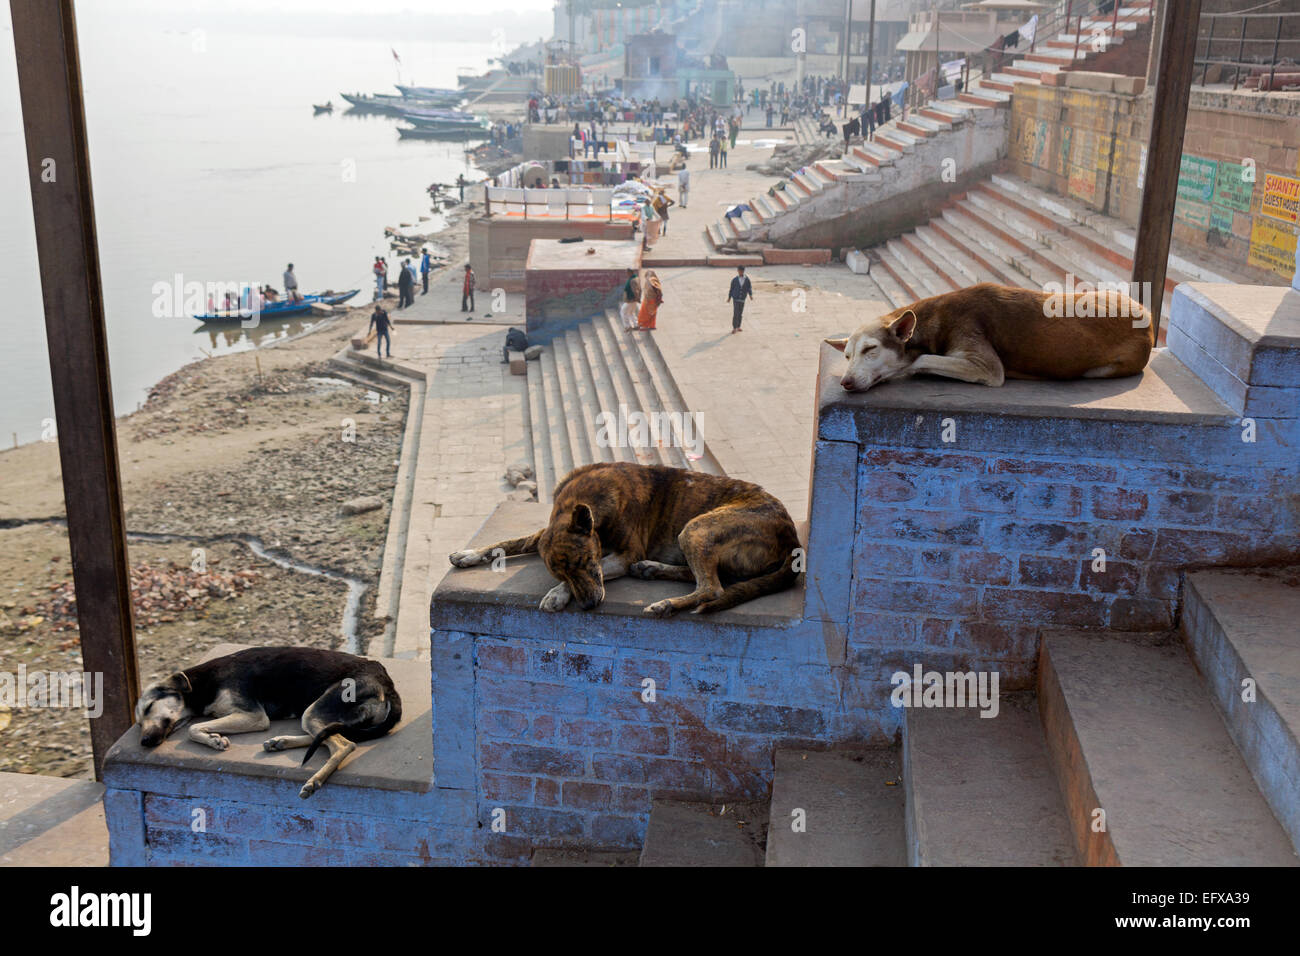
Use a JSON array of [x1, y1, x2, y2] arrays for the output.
[[850, 172, 1235, 325], [633, 566, 1300, 865], [710, 0, 1154, 254], [524, 310, 724, 502]]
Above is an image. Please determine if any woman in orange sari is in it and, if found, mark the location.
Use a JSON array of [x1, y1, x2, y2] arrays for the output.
[[637, 270, 663, 331]]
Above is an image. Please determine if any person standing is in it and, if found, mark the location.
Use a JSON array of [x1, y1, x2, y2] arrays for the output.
[[461, 263, 476, 313], [709, 134, 719, 169], [637, 270, 662, 331], [620, 268, 640, 330], [373, 257, 386, 299], [729, 115, 738, 150], [719, 135, 728, 168], [652, 189, 674, 235], [283, 263, 300, 303], [369, 302, 392, 359], [397, 258, 414, 309], [727, 265, 753, 333], [677, 165, 689, 209], [420, 247, 431, 295]]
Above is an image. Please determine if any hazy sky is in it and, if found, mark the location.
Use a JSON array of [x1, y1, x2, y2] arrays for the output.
[[66, 0, 557, 44]]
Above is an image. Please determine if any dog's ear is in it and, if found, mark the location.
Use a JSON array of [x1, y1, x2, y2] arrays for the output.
[[825, 336, 850, 353], [889, 310, 918, 342], [165, 671, 192, 694], [568, 504, 594, 536]]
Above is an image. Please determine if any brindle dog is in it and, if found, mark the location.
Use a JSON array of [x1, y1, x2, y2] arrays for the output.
[[449, 462, 801, 616]]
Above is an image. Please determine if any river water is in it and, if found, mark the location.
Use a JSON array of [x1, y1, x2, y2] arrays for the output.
[[0, 7, 497, 445]]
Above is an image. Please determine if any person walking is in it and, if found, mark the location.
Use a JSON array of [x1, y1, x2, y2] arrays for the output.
[[727, 265, 753, 333], [636, 270, 663, 331], [461, 263, 476, 313], [369, 302, 392, 359], [677, 165, 689, 209], [620, 268, 641, 330], [420, 247, 431, 295], [652, 189, 674, 236], [283, 263, 300, 303], [397, 258, 414, 309]]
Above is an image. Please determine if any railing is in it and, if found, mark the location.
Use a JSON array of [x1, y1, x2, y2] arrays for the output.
[[902, 0, 1146, 114], [1195, 10, 1300, 92]]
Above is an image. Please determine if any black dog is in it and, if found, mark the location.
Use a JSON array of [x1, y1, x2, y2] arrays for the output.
[[134, 647, 401, 798]]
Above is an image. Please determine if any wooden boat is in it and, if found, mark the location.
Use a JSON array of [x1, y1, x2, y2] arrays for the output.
[[193, 289, 359, 323], [313, 101, 334, 114], [397, 124, 488, 140]]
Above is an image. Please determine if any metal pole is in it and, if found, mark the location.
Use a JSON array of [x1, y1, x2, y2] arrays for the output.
[[1201, 16, 1214, 86], [10, 0, 139, 778], [1268, 15, 1282, 92], [1233, 17, 1246, 91], [865, 0, 876, 105], [1132, 0, 1202, 339]]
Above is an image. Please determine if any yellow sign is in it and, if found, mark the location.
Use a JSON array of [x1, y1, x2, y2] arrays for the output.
[[1260, 173, 1300, 225], [1248, 219, 1298, 279]]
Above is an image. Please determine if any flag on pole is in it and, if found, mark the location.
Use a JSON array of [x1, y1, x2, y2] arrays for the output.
[[391, 48, 401, 65]]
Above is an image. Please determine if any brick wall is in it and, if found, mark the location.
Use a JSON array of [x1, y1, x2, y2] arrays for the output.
[[434, 627, 886, 861], [1010, 83, 1300, 283]]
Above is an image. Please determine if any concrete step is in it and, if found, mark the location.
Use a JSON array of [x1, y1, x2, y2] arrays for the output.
[[599, 310, 683, 468], [639, 799, 766, 866], [590, 311, 666, 467], [532, 847, 639, 866], [904, 694, 1076, 866], [927, 215, 1025, 287], [885, 237, 952, 298], [765, 749, 907, 866], [538, 346, 576, 481], [1039, 629, 1299, 866], [549, 334, 592, 469], [862, 251, 913, 310], [965, 190, 1126, 285], [894, 233, 962, 293], [855, 140, 902, 166], [752, 193, 782, 220], [706, 222, 728, 249], [1184, 567, 1300, 854], [0, 772, 107, 866], [943, 203, 1061, 289], [913, 223, 1002, 286], [563, 328, 610, 466], [576, 321, 632, 463], [874, 243, 929, 303], [627, 320, 723, 475], [524, 360, 554, 502]]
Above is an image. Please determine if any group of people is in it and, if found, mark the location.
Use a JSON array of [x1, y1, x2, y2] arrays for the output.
[[373, 248, 436, 309], [617, 265, 754, 335], [365, 261, 476, 361]]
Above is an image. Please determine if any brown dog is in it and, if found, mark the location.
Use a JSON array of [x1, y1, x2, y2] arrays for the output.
[[830, 283, 1155, 391], [448, 462, 801, 616]]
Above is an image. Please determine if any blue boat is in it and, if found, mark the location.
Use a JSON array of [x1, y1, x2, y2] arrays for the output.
[[193, 289, 359, 323]]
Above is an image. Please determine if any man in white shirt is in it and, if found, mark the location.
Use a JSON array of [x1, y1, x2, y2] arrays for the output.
[[677, 166, 690, 209]]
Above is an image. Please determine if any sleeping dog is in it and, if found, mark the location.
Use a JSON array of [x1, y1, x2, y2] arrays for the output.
[[830, 282, 1155, 391], [449, 462, 801, 616], [134, 646, 401, 799]]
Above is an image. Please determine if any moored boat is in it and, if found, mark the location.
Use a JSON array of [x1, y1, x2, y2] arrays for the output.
[[193, 289, 359, 323]]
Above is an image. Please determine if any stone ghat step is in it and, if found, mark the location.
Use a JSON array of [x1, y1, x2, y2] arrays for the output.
[[1184, 567, 1300, 854], [1038, 629, 1299, 866], [639, 799, 767, 866], [903, 693, 1076, 866], [765, 748, 906, 866], [522, 310, 723, 498]]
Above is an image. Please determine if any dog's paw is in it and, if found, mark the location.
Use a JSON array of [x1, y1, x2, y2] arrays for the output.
[[199, 732, 230, 751], [262, 737, 289, 752], [299, 780, 320, 799], [628, 560, 656, 579], [448, 549, 487, 568], [539, 584, 571, 612], [644, 599, 676, 618]]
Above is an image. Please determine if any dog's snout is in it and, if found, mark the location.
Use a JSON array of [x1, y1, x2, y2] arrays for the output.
[[141, 733, 161, 748], [840, 377, 859, 392]]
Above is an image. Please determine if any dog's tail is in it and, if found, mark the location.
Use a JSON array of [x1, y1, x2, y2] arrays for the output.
[[692, 550, 800, 614], [300, 681, 403, 765], [301, 723, 346, 765]]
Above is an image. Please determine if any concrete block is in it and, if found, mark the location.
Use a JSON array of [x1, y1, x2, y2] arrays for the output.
[[639, 800, 764, 866], [1170, 284, 1300, 389], [845, 249, 871, 274], [1064, 71, 1117, 92], [508, 349, 526, 375]]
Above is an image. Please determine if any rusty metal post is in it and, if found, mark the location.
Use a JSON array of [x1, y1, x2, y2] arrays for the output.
[[9, 0, 139, 778], [1132, 0, 1203, 338]]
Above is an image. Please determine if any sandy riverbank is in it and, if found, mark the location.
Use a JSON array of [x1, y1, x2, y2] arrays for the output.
[[0, 198, 483, 778]]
